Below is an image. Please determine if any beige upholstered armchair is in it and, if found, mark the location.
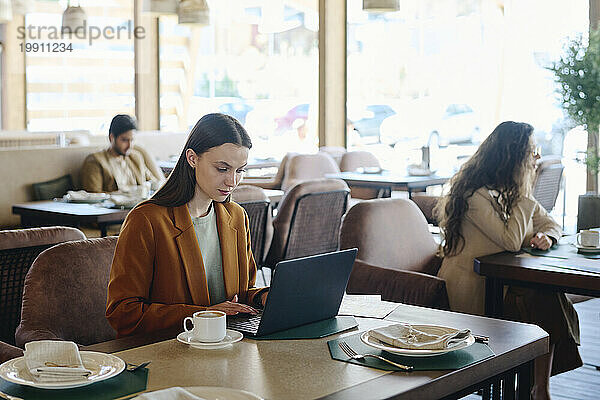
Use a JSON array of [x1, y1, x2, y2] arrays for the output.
[[16, 236, 118, 347], [339, 198, 449, 309], [264, 178, 349, 268], [340, 151, 382, 199], [242, 152, 298, 190], [0, 227, 85, 346], [281, 153, 341, 192], [231, 185, 273, 267], [0, 341, 22, 363]]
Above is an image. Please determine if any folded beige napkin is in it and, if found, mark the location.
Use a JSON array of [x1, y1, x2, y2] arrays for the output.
[[369, 324, 471, 350], [135, 387, 206, 400], [24, 340, 92, 382], [64, 190, 109, 202]]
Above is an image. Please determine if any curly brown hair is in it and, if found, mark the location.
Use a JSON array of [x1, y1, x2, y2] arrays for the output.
[[434, 121, 536, 256]]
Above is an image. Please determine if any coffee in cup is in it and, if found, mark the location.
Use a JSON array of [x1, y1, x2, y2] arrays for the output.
[[183, 310, 227, 343]]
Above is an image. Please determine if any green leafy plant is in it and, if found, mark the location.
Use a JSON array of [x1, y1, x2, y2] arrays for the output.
[[548, 29, 600, 185]]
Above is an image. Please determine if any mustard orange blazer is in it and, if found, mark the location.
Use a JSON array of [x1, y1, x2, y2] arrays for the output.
[[106, 201, 264, 337]]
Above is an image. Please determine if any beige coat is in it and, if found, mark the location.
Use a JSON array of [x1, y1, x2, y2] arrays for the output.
[[438, 187, 561, 315], [106, 201, 265, 337], [81, 148, 160, 193]]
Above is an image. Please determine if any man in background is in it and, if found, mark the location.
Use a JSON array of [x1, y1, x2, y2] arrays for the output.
[[81, 114, 163, 193]]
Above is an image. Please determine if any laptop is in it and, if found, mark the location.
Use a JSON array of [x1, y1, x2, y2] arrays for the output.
[[227, 248, 358, 337]]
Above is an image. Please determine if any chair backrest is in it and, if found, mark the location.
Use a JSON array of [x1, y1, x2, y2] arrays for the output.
[[0, 340, 23, 363], [339, 198, 440, 275], [319, 146, 347, 166], [0, 227, 85, 345], [410, 194, 441, 225], [232, 185, 272, 266], [16, 236, 118, 347], [339, 151, 381, 172], [265, 178, 349, 267], [281, 153, 341, 192], [533, 163, 564, 212], [32, 174, 74, 200]]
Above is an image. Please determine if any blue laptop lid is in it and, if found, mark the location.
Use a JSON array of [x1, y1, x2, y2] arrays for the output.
[[257, 248, 358, 336]]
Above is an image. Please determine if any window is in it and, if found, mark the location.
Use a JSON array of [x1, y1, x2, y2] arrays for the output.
[[25, 0, 135, 134], [159, 0, 319, 159]]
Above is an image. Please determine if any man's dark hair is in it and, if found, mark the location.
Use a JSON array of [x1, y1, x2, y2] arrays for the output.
[[109, 114, 137, 138]]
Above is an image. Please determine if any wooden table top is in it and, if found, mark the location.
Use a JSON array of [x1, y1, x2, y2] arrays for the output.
[[325, 171, 450, 188], [84, 303, 548, 400], [12, 200, 129, 217], [475, 243, 600, 296]]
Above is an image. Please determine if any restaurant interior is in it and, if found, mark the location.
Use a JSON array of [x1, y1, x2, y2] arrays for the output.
[[0, 0, 598, 399]]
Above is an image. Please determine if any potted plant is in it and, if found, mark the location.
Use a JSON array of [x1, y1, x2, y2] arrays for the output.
[[548, 29, 600, 230]]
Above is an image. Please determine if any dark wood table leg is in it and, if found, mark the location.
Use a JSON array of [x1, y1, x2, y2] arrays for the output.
[[485, 277, 503, 318], [503, 371, 517, 400], [516, 361, 534, 400], [100, 223, 108, 237]]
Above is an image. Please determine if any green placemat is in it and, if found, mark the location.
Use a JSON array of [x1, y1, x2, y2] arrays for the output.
[[328, 332, 494, 371], [521, 243, 600, 259], [0, 368, 148, 400], [253, 316, 358, 340]]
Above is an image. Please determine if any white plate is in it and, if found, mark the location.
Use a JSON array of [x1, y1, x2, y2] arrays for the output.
[[360, 325, 475, 357], [574, 243, 600, 253], [0, 351, 125, 389], [177, 329, 243, 349]]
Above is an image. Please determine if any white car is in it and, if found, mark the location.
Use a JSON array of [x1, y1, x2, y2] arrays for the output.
[[379, 103, 481, 149]]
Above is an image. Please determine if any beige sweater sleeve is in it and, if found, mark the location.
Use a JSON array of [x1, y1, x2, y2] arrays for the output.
[[80, 154, 104, 193], [465, 188, 537, 252]]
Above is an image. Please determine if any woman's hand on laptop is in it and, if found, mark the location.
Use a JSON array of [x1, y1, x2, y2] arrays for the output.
[[207, 294, 258, 315]]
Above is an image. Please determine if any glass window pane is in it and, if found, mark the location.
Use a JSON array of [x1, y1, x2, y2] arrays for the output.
[[159, 0, 319, 159], [25, 1, 135, 134]]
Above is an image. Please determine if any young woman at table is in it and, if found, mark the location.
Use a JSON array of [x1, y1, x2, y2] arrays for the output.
[[106, 113, 268, 338], [435, 121, 581, 400]]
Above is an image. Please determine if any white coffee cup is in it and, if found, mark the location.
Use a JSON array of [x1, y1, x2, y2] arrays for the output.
[[183, 310, 227, 343], [577, 230, 600, 248]]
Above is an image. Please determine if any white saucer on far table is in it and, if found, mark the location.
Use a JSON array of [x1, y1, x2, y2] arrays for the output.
[[574, 243, 600, 253], [177, 329, 243, 349]]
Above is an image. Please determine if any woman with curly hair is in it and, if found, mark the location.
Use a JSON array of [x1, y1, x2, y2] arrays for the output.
[[435, 121, 581, 399]]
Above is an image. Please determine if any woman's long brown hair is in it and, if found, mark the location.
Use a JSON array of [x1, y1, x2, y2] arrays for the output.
[[148, 113, 252, 208], [434, 121, 536, 257]]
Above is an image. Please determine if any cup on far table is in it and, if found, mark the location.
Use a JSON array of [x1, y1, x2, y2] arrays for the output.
[[577, 230, 600, 247], [183, 310, 226, 343]]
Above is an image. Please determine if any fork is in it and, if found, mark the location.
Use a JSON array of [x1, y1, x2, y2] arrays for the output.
[[126, 361, 151, 372], [338, 341, 413, 371]]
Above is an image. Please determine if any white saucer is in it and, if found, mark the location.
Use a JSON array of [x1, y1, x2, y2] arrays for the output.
[[574, 243, 600, 253], [177, 329, 243, 349]]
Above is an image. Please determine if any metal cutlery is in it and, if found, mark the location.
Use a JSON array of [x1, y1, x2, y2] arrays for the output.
[[338, 341, 413, 371], [126, 361, 151, 372], [0, 390, 23, 400]]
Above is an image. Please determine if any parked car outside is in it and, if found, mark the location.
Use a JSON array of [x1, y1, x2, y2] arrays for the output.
[[274, 103, 310, 135], [218, 99, 254, 124], [347, 104, 397, 144], [379, 102, 481, 149]]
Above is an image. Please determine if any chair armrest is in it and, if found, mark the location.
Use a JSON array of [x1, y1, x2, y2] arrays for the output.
[[0, 342, 23, 363], [15, 325, 62, 348], [346, 259, 450, 310]]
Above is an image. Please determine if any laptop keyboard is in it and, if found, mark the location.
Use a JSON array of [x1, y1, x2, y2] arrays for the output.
[[227, 310, 264, 334]]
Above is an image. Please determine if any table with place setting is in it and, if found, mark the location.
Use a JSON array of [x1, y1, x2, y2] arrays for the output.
[[0, 301, 548, 400]]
